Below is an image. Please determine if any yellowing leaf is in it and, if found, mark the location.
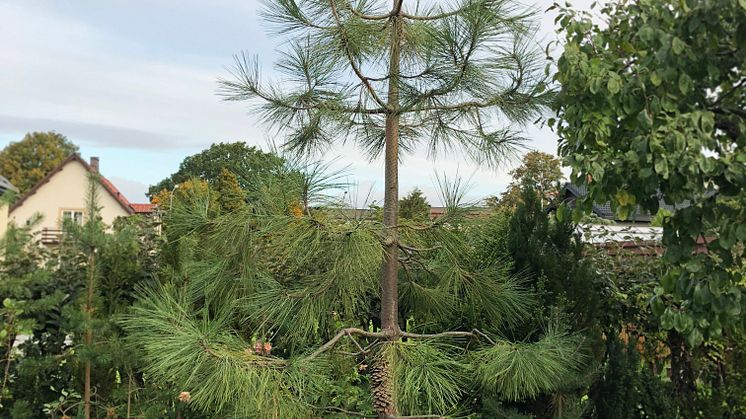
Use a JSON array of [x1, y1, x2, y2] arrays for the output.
[[650, 71, 662, 86]]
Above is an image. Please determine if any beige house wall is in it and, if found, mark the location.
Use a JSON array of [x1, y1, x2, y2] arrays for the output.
[[6, 159, 131, 235]]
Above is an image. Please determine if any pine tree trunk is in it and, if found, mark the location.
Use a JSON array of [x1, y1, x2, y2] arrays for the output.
[[376, 2, 403, 417], [84, 251, 95, 419], [126, 370, 133, 418]]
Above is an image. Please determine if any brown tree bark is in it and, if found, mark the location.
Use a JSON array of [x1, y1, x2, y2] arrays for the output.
[[375, 1, 403, 417], [668, 330, 695, 415]]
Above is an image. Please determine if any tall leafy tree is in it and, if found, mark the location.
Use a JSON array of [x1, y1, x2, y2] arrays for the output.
[[125, 1, 579, 416], [488, 151, 563, 209], [148, 142, 284, 197], [552, 0, 746, 405], [398, 188, 430, 221], [0, 132, 78, 193]]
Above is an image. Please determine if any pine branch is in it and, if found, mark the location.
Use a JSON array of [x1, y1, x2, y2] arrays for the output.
[[328, 0, 388, 108], [342, 0, 393, 21], [401, 329, 496, 345], [398, 243, 442, 253], [219, 52, 386, 115], [307, 326, 499, 362], [306, 327, 387, 360]]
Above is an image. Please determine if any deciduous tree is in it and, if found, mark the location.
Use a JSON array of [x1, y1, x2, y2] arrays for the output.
[[489, 151, 563, 209], [0, 132, 78, 193], [553, 0, 746, 408], [148, 142, 284, 197]]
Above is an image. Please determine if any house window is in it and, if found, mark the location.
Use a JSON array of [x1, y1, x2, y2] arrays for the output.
[[61, 209, 84, 225]]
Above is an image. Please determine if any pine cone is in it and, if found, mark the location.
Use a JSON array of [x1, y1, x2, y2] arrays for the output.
[[370, 359, 394, 414]]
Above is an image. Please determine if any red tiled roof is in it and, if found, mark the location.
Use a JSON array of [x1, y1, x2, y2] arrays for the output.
[[98, 174, 134, 215], [130, 203, 155, 213], [10, 154, 154, 215]]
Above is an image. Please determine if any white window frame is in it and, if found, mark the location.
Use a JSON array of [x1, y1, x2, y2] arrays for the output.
[[59, 208, 85, 226]]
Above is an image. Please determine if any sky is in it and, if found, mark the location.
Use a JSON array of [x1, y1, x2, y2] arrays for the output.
[[0, 0, 595, 205]]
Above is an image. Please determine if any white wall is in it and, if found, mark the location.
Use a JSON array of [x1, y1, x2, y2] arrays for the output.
[[6, 159, 131, 235]]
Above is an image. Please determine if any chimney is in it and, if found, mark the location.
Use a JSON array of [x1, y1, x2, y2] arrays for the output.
[[90, 157, 100, 173]]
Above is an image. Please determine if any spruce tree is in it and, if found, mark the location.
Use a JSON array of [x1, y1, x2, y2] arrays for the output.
[[398, 188, 430, 221], [124, 1, 585, 417]]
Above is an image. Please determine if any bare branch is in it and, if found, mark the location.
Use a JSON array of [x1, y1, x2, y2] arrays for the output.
[[306, 328, 388, 360]]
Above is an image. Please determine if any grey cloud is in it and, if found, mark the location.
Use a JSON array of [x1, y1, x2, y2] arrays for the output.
[[0, 115, 198, 150]]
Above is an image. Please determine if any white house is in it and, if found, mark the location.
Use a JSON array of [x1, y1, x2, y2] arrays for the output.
[[1, 154, 153, 243]]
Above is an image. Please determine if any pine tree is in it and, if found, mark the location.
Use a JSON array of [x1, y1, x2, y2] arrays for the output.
[[0, 218, 55, 409], [215, 168, 246, 213], [124, 1, 585, 417], [398, 188, 430, 221], [67, 174, 107, 419]]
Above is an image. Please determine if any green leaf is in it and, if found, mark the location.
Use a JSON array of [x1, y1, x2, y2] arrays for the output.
[[720, 227, 736, 249], [661, 271, 676, 291], [589, 77, 601, 94], [654, 158, 669, 178], [709, 318, 722, 339], [678, 73, 692, 95], [685, 260, 702, 273], [615, 190, 636, 206], [651, 297, 665, 316], [694, 284, 711, 305], [660, 309, 674, 329], [740, 0, 746, 10], [607, 77, 621, 95], [736, 223, 746, 241], [673, 312, 692, 333], [650, 71, 662, 86], [672, 37, 685, 55], [687, 328, 703, 347]]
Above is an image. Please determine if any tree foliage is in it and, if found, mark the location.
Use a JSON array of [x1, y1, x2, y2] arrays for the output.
[[488, 151, 564, 209], [553, 0, 746, 350], [0, 185, 170, 417], [0, 132, 78, 193], [398, 188, 430, 221], [148, 142, 284, 197], [210, 0, 556, 415], [123, 163, 587, 417]]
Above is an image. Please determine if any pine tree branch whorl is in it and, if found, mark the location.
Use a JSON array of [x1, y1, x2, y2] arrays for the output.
[[306, 328, 388, 360], [306, 327, 497, 361], [398, 243, 441, 253], [328, 0, 388, 109]]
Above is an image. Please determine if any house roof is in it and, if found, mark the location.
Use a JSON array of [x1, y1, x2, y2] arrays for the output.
[[562, 183, 688, 223], [9, 154, 153, 215], [130, 203, 155, 213]]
